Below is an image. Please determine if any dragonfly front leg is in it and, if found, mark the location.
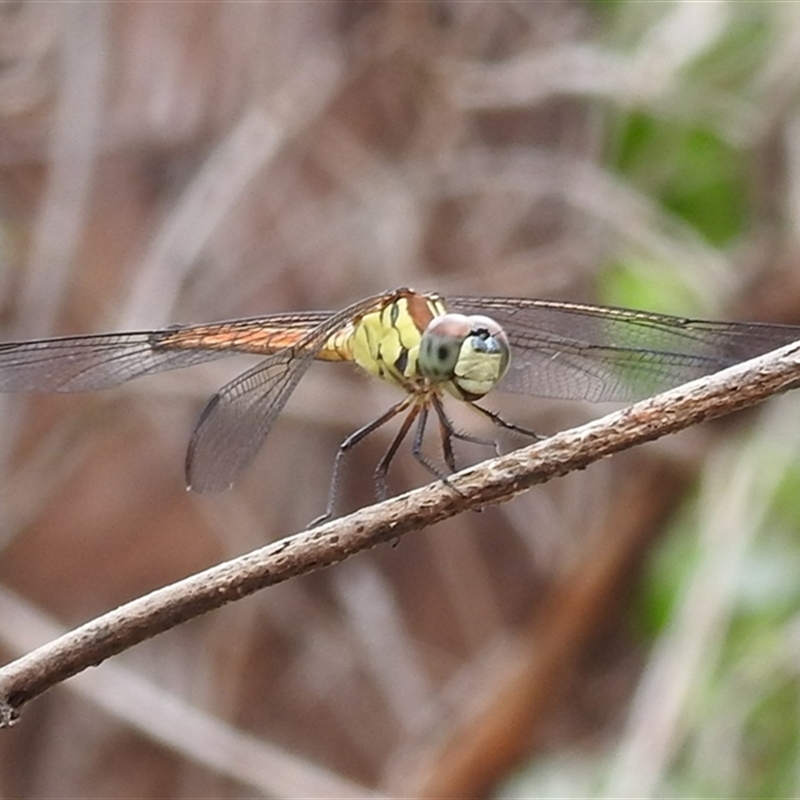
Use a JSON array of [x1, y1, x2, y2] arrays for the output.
[[469, 402, 545, 440]]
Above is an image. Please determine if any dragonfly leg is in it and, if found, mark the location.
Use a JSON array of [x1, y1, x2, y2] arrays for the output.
[[408, 401, 468, 499], [469, 402, 545, 440], [410, 403, 448, 481], [430, 394, 500, 461], [308, 396, 413, 528], [431, 397, 457, 474], [373, 403, 422, 501]]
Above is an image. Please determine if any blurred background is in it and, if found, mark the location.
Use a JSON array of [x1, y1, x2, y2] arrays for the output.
[[2, 1, 800, 797]]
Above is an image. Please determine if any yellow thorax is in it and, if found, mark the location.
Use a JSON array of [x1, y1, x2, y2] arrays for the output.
[[333, 291, 447, 387]]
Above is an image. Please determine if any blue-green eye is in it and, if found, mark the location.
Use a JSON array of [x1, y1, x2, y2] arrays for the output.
[[419, 313, 510, 399]]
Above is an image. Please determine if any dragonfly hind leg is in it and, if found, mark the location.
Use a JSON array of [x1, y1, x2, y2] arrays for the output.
[[308, 396, 414, 528], [373, 403, 423, 501]]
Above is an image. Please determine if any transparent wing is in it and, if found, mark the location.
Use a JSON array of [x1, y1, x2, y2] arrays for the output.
[[0, 311, 333, 393], [185, 349, 313, 492], [449, 296, 800, 402], [185, 292, 394, 492]]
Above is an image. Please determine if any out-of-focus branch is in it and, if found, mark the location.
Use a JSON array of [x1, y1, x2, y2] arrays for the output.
[[2, 340, 800, 727]]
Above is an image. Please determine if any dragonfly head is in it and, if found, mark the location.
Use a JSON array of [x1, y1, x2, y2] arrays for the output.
[[419, 313, 510, 400]]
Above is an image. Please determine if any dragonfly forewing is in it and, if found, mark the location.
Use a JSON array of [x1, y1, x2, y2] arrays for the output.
[[0, 333, 230, 393], [0, 311, 336, 394]]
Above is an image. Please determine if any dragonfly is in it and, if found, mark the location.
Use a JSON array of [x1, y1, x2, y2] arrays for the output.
[[0, 287, 798, 516]]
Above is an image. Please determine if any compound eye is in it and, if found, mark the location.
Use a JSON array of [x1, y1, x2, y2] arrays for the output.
[[419, 314, 472, 381], [464, 316, 510, 361]]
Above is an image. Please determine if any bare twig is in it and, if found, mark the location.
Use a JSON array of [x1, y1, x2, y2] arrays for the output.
[[2, 340, 800, 727], [0, 588, 380, 799]]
